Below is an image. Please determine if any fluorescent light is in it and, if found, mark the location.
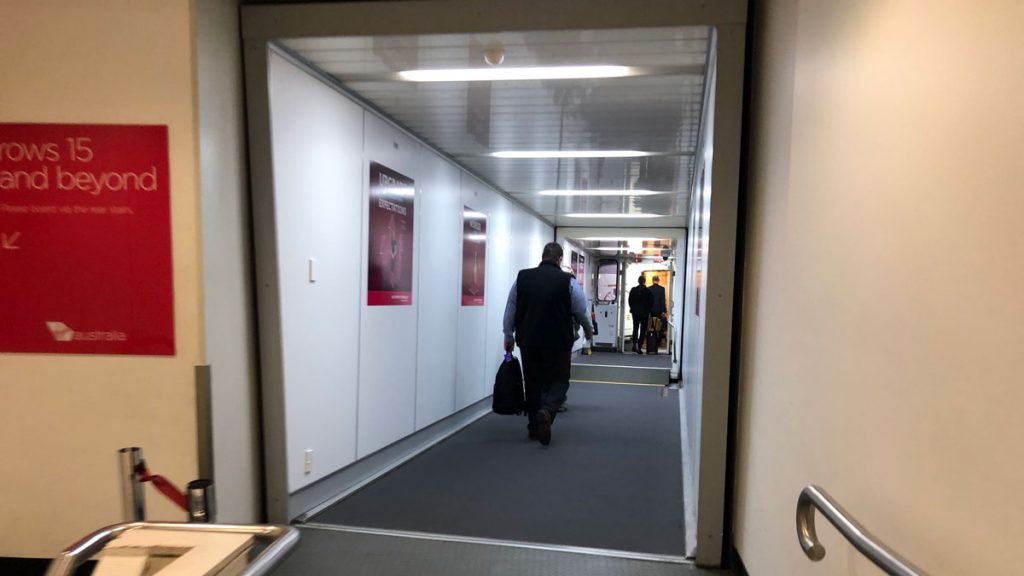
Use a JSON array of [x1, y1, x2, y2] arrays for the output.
[[538, 189, 665, 197], [563, 213, 663, 219], [397, 65, 636, 82], [491, 150, 655, 159], [591, 247, 666, 252], [578, 237, 662, 241]]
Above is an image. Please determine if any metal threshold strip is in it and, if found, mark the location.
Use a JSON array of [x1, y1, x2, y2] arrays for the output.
[[570, 378, 666, 388], [302, 523, 693, 565], [570, 363, 666, 369]]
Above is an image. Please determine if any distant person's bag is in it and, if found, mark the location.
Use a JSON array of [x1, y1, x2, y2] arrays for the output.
[[646, 316, 663, 355], [647, 315, 663, 333], [492, 353, 525, 415]]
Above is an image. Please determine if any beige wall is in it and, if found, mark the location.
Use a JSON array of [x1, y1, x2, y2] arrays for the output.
[[0, 1, 204, 557], [736, 1, 1024, 574]]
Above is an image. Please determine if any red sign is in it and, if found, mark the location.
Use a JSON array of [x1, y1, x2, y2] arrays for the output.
[[461, 207, 486, 306], [367, 162, 415, 305], [0, 123, 174, 355]]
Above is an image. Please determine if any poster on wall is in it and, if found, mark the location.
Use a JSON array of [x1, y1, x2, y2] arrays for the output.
[[0, 123, 174, 355], [461, 207, 486, 306], [570, 251, 579, 276], [367, 162, 415, 305], [577, 254, 585, 281]]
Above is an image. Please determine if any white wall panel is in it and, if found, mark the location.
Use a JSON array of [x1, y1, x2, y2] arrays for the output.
[[267, 55, 554, 498], [268, 53, 364, 491], [357, 114, 421, 457], [456, 176, 498, 409], [558, 238, 591, 353], [414, 151, 461, 429], [484, 189, 514, 404]]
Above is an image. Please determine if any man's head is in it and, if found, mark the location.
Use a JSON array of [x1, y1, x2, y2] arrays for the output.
[[541, 242, 563, 264], [638, 276, 646, 286], [652, 275, 660, 284]]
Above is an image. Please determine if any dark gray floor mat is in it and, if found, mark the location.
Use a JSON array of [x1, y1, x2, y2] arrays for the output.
[[271, 527, 737, 576], [311, 383, 685, 556]]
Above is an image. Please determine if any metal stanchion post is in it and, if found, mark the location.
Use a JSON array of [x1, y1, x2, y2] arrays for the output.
[[117, 447, 145, 522], [186, 479, 216, 523]]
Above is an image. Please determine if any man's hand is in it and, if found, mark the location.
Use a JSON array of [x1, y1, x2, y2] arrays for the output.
[[504, 336, 514, 352]]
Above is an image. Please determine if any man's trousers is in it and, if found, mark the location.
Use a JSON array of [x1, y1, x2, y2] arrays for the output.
[[519, 344, 572, 422], [631, 313, 649, 351]]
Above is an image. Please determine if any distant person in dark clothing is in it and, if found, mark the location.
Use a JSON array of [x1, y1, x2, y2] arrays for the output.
[[628, 276, 653, 354], [647, 275, 668, 354], [503, 242, 593, 446], [556, 266, 587, 412]]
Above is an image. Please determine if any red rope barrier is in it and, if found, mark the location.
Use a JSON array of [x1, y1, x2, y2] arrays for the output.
[[135, 462, 188, 511]]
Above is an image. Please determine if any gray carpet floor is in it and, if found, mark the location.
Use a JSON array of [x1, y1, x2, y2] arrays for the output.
[[573, 352, 672, 369], [311, 383, 685, 556], [270, 528, 739, 576]]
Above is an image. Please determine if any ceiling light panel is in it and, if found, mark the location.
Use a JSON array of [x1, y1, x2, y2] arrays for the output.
[[491, 150, 657, 158], [397, 65, 637, 82], [563, 213, 663, 219], [537, 189, 667, 197], [283, 25, 710, 225]]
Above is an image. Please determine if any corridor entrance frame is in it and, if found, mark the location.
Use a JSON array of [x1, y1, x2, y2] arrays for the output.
[[241, 0, 746, 566]]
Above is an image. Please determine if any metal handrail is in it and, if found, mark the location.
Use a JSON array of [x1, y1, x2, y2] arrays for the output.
[[797, 485, 928, 576], [45, 522, 299, 576]]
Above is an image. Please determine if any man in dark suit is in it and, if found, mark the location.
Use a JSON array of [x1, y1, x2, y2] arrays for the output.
[[628, 276, 653, 354], [647, 275, 667, 355], [503, 242, 593, 446]]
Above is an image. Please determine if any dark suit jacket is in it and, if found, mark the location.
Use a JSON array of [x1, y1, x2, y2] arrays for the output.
[[648, 283, 667, 316], [628, 285, 653, 315]]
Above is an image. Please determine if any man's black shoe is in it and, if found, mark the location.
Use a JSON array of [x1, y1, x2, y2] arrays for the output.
[[536, 409, 552, 446]]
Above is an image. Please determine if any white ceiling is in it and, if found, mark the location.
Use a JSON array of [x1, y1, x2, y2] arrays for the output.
[[282, 26, 710, 229]]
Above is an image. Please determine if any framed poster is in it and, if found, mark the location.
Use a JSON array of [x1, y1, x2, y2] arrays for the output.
[[577, 254, 585, 280], [570, 250, 579, 276], [367, 162, 415, 305], [461, 207, 486, 306], [0, 123, 174, 355]]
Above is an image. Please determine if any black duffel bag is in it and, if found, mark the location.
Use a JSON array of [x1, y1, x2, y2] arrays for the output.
[[492, 353, 525, 415]]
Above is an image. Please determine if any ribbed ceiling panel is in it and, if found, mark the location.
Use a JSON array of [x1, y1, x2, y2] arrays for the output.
[[282, 26, 710, 226]]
